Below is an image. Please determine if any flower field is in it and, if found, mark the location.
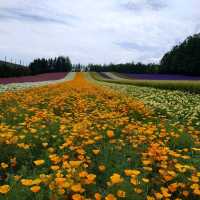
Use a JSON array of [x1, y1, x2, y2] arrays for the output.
[[116, 73, 200, 81], [93, 77, 200, 128], [0, 72, 68, 85], [94, 72, 200, 93], [0, 72, 76, 93], [0, 73, 200, 200]]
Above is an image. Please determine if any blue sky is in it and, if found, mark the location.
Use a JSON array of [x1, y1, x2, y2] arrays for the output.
[[0, 0, 200, 65]]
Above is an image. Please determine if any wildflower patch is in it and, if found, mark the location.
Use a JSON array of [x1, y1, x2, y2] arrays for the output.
[[0, 73, 200, 199]]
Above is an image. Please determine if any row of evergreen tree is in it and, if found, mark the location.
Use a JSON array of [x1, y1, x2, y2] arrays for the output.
[[88, 63, 160, 73], [29, 57, 72, 75], [0, 56, 72, 77]]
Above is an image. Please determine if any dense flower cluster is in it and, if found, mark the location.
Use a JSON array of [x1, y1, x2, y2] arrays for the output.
[[95, 75, 200, 127], [0, 73, 200, 199]]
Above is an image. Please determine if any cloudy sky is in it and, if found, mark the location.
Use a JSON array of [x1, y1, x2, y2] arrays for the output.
[[0, 0, 200, 65]]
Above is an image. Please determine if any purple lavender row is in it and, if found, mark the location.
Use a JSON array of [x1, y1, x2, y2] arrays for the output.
[[123, 73, 200, 81]]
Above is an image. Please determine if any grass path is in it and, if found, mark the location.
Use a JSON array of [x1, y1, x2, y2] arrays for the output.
[[0, 73, 200, 200]]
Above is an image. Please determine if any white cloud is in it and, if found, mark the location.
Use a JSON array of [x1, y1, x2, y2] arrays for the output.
[[0, 0, 199, 65]]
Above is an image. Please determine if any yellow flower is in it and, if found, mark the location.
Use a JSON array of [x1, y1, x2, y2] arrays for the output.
[[193, 189, 200, 196], [182, 191, 189, 197], [117, 190, 126, 198], [155, 192, 163, 199], [58, 188, 65, 195], [131, 170, 141, 176], [30, 186, 41, 193], [55, 177, 66, 186], [14, 175, 21, 181], [191, 183, 199, 190], [130, 177, 137, 185], [85, 174, 96, 184], [30, 128, 37, 134], [42, 142, 48, 147], [95, 193, 102, 200], [48, 147, 55, 153], [191, 176, 199, 183], [98, 165, 106, 172], [51, 165, 60, 171], [124, 169, 133, 176], [105, 194, 117, 200], [21, 179, 33, 186], [39, 174, 50, 184], [69, 161, 82, 168], [147, 196, 155, 200], [79, 171, 88, 178], [92, 149, 100, 155], [63, 161, 70, 168], [168, 183, 178, 192], [124, 169, 141, 178], [163, 174, 173, 181], [32, 178, 42, 185], [142, 178, 149, 183], [107, 130, 114, 138], [72, 194, 84, 200], [110, 173, 123, 184], [17, 143, 30, 149], [125, 169, 141, 176], [0, 185, 10, 194], [142, 160, 152, 165], [143, 167, 153, 172], [134, 188, 143, 194], [71, 184, 84, 193], [161, 187, 171, 198], [34, 160, 45, 166], [1, 162, 8, 169]]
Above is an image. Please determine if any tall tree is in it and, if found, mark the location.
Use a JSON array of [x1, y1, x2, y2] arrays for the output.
[[160, 33, 200, 75]]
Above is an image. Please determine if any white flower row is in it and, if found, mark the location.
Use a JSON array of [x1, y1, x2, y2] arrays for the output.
[[0, 72, 76, 93], [88, 72, 200, 127], [102, 72, 126, 80]]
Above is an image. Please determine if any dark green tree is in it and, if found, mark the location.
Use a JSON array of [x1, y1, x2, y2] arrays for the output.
[[160, 33, 200, 75]]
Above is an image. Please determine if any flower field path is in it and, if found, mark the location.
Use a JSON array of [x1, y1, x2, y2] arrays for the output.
[[0, 73, 200, 200]]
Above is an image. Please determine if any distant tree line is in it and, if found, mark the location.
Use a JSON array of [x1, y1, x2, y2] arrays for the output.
[[89, 33, 200, 75], [72, 64, 86, 72], [88, 63, 160, 74], [29, 57, 72, 75], [0, 56, 72, 77]]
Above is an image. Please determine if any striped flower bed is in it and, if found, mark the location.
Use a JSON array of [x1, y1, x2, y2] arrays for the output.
[[0, 72, 68, 84], [119, 73, 200, 81], [0, 72, 76, 92], [92, 72, 200, 93]]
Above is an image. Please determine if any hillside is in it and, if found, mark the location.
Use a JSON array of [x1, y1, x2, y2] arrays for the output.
[[0, 60, 30, 77], [0, 60, 24, 68]]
